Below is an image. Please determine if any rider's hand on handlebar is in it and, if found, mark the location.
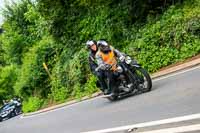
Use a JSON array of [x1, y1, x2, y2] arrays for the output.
[[119, 56, 126, 62], [95, 67, 99, 72], [104, 64, 112, 70], [96, 64, 112, 71]]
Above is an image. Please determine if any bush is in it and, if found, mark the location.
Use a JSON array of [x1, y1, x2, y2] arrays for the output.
[[125, 0, 200, 73], [83, 75, 98, 96], [50, 78, 69, 102], [22, 96, 44, 113], [14, 36, 55, 99], [0, 65, 18, 102], [67, 48, 90, 92]]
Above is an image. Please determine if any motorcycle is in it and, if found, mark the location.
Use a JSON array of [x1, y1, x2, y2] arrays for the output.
[[96, 56, 152, 101]]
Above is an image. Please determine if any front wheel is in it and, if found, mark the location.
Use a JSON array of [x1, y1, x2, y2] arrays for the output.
[[134, 67, 152, 92], [9, 111, 16, 118]]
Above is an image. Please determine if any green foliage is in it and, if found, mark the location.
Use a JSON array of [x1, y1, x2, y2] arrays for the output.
[[1, 0, 48, 65], [22, 96, 44, 113], [83, 75, 98, 96], [126, 0, 200, 72], [51, 87, 68, 102], [0, 40, 5, 66], [50, 79, 69, 102], [14, 36, 55, 99], [0, 30, 25, 64], [67, 49, 89, 87], [78, 5, 129, 49], [0, 65, 18, 102]]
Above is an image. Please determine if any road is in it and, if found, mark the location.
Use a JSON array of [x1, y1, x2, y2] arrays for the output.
[[0, 66, 200, 133]]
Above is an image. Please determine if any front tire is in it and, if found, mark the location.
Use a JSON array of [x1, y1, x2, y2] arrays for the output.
[[10, 110, 16, 118], [134, 67, 152, 92]]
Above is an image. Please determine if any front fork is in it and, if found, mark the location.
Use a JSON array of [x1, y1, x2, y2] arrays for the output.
[[121, 63, 140, 91]]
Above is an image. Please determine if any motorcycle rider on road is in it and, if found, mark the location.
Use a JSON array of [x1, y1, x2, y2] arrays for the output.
[[95, 40, 126, 95], [86, 40, 107, 93]]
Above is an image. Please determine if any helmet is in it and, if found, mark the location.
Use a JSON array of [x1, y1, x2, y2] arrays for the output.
[[97, 40, 109, 47], [97, 40, 111, 53], [86, 40, 97, 48]]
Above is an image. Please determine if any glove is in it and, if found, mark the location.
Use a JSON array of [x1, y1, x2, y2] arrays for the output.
[[117, 66, 123, 73], [119, 56, 126, 62], [95, 64, 108, 71], [104, 64, 112, 70], [95, 67, 99, 72], [96, 64, 112, 71]]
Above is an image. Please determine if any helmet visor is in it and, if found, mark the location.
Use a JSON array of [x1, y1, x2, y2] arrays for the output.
[[100, 45, 110, 52]]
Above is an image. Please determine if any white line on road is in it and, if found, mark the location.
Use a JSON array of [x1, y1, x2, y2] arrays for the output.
[[152, 65, 200, 82], [82, 113, 200, 133], [139, 124, 200, 133], [20, 97, 101, 119]]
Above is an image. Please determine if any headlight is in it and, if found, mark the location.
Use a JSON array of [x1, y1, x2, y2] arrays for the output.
[[125, 56, 132, 64], [3, 111, 9, 115]]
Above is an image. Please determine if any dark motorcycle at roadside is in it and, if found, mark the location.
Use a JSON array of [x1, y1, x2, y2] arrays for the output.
[[97, 56, 152, 101], [0, 100, 22, 122]]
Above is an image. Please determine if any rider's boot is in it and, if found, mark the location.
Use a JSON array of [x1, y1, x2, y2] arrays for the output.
[[104, 89, 110, 95]]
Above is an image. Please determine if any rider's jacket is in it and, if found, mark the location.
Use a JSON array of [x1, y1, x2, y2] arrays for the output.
[[89, 51, 98, 74], [96, 47, 124, 71]]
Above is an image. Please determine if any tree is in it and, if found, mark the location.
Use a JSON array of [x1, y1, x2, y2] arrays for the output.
[[0, 28, 3, 34]]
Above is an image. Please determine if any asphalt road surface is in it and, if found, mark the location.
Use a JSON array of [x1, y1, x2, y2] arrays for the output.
[[1, 66, 200, 133]]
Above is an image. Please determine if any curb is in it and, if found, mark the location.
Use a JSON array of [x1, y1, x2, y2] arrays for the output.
[[23, 92, 102, 117], [151, 57, 200, 79], [23, 56, 200, 117]]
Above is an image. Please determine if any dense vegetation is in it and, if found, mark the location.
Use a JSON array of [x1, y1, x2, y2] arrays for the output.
[[0, 0, 199, 112]]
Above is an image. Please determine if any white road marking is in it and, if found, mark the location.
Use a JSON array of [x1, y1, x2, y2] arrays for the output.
[[21, 65, 200, 119], [20, 96, 101, 119], [139, 124, 200, 133], [152, 65, 200, 82], [82, 113, 200, 133]]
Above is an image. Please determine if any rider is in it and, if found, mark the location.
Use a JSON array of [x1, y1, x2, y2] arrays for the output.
[[95, 39, 126, 95], [86, 40, 107, 93]]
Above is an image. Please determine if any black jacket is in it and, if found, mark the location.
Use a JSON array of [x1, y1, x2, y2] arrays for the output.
[[89, 51, 98, 74]]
